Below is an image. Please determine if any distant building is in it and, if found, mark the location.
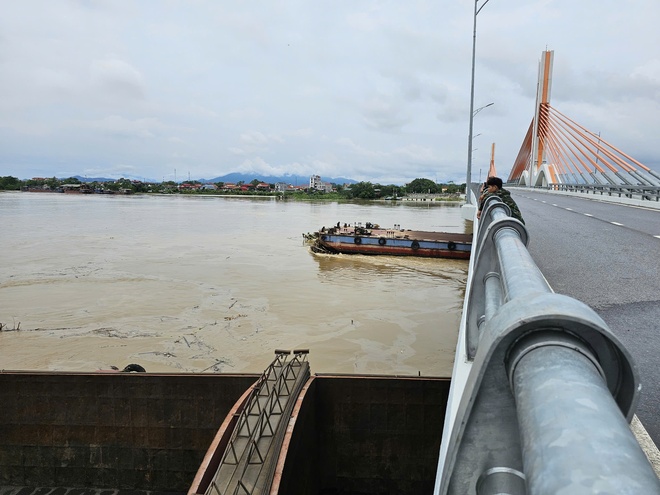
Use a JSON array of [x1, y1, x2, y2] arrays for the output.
[[275, 182, 300, 193], [309, 175, 322, 190], [178, 182, 202, 190], [309, 175, 333, 192]]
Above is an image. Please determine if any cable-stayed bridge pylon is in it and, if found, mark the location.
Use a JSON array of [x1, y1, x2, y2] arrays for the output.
[[507, 50, 660, 188]]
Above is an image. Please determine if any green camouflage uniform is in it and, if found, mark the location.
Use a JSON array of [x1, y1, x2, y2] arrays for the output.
[[479, 188, 525, 224]]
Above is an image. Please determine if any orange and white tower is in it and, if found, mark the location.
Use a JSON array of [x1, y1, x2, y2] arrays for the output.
[[527, 50, 559, 186]]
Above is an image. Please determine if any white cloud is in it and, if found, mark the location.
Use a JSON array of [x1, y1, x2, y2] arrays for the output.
[[90, 57, 146, 100], [361, 97, 411, 131], [1, 0, 660, 182], [88, 115, 163, 139]]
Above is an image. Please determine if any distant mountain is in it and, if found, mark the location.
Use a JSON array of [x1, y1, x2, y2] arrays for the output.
[[72, 175, 116, 183], [66, 173, 358, 185], [201, 173, 357, 186]]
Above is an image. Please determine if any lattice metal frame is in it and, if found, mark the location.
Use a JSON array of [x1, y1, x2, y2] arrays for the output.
[[206, 349, 309, 495]]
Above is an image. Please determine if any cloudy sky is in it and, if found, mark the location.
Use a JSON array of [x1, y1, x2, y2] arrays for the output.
[[1, 0, 659, 185]]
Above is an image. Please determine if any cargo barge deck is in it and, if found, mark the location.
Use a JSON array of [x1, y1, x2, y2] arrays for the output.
[[309, 223, 472, 259]]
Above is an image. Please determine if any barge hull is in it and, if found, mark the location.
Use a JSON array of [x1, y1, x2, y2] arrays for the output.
[[315, 229, 472, 259], [318, 241, 470, 259], [0, 370, 449, 495]]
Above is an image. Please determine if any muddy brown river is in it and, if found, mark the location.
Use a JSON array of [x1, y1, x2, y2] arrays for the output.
[[0, 192, 469, 376]]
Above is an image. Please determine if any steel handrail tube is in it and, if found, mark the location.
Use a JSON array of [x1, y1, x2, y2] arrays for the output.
[[466, 197, 527, 358], [509, 338, 660, 493], [487, 202, 510, 222], [483, 272, 502, 321], [493, 227, 550, 301]]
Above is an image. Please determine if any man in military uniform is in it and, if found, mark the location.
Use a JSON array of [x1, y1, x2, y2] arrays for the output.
[[476, 176, 524, 224]]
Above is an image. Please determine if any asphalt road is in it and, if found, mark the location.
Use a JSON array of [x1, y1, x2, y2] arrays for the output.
[[509, 188, 660, 445]]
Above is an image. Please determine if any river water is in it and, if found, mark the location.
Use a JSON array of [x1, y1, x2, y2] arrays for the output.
[[0, 192, 470, 376]]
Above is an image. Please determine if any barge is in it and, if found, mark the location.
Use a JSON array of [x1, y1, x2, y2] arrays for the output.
[[309, 222, 472, 259], [0, 356, 449, 495]]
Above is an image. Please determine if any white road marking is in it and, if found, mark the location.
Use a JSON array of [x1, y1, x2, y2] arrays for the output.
[[552, 204, 558, 207], [611, 222, 624, 226], [654, 235, 660, 239], [584, 213, 593, 217], [565, 208, 573, 211]]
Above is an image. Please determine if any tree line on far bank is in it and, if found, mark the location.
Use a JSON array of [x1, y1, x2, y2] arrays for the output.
[[0, 176, 465, 200], [343, 178, 463, 199]]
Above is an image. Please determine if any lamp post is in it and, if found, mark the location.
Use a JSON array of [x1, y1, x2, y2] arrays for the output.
[[465, 0, 493, 204], [466, 102, 493, 202]]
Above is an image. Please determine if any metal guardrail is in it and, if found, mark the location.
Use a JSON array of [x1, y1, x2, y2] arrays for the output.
[[439, 195, 660, 494], [532, 183, 660, 201]]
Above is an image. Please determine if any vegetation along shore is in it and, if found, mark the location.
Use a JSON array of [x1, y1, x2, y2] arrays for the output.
[[0, 175, 466, 201]]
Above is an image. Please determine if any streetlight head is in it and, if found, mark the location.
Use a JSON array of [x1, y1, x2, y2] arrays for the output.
[[473, 102, 495, 117]]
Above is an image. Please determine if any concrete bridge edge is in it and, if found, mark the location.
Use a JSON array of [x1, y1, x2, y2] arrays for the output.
[[632, 415, 660, 477]]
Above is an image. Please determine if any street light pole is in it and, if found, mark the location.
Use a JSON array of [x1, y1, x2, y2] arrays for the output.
[[465, 0, 492, 204]]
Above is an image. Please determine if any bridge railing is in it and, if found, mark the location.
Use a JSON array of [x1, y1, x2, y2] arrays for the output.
[[436, 195, 660, 494], [531, 183, 660, 202]]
